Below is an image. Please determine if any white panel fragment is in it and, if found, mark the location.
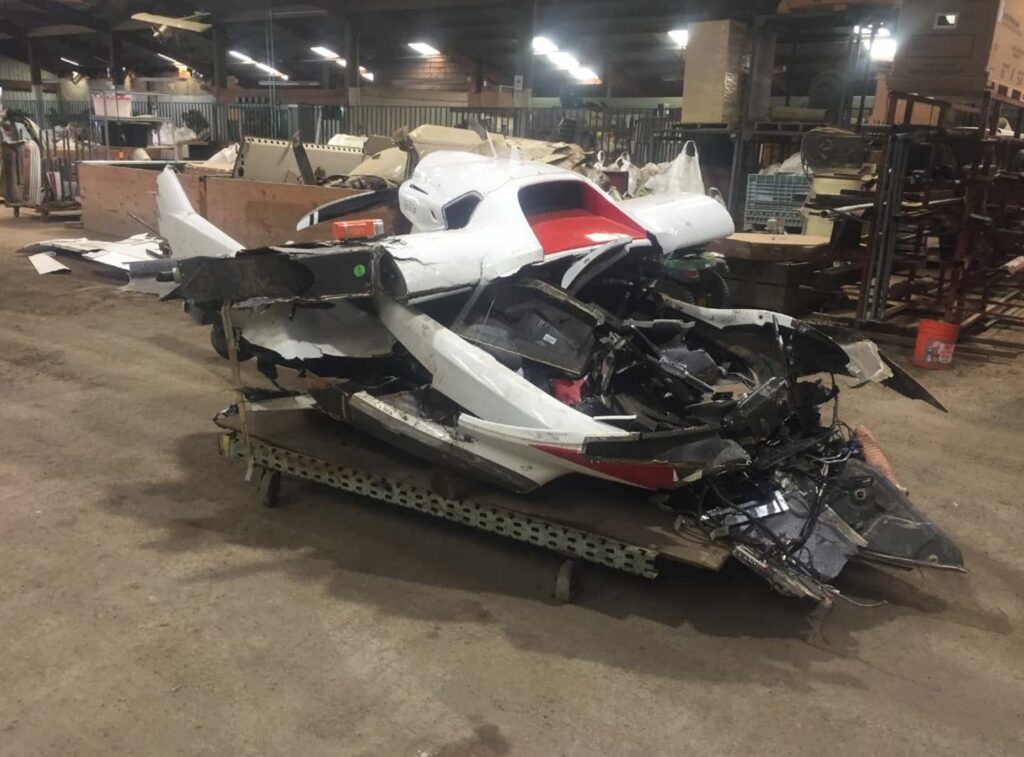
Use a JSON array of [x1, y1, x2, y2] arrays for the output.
[[156, 167, 242, 259], [238, 302, 396, 360], [22, 234, 164, 270], [28, 253, 69, 274]]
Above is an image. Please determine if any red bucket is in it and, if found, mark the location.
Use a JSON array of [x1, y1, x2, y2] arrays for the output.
[[913, 319, 960, 369]]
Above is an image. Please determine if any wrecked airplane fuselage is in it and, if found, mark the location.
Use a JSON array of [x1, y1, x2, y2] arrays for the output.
[[152, 150, 963, 602]]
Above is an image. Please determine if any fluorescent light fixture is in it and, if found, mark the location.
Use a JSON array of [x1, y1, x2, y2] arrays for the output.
[[311, 46, 340, 59], [335, 58, 348, 68], [570, 66, 599, 83], [548, 51, 579, 70], [532, 36, 558, 55], [253, 61, 288, 79], [229, 51, 287, 79], [157, 53, 185, 67], [856, 26, 895, 60], [408, 42, 440, 56], [60, 56, 81, 66], [360, 67, 374, 81], [668, 29, 688, 48], [855, 25, 890, 39], [869, 38, 897, 61], [258, 80, 317, 86]]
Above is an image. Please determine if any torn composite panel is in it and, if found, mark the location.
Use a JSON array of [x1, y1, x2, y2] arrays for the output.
[[309, 385, 745, 493], [21, 233, 166, 271], [656, 298, 946, 409], [155, 167, 241, 260], [454, 279, 606, 375], [237, 302, 395, 360], [165, 244, 383, 305]]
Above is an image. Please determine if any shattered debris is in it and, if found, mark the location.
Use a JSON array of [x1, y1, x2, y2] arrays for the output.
[[21, 233, 167, 271], [150, 144, 963, 602]]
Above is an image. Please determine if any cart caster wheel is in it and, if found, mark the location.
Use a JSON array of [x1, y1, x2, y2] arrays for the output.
[[258, 469, 282, 508], [430, 467, 476, 500], [554, 559, 581, 603]]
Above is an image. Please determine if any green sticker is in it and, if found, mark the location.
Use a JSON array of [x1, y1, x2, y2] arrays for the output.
[[353, 263, 367, 278]]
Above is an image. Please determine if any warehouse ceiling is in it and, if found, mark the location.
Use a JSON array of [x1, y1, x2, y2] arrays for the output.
[[0, 0, 894, 96]]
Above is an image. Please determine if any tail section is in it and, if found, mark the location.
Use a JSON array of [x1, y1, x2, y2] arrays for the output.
[[156, 167, 242, 258]]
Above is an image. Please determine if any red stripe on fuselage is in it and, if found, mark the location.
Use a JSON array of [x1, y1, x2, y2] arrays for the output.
[[533, 444, 677, 489]]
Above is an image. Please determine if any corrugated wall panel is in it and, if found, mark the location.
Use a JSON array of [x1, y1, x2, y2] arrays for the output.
[[0, 55, 56, 82]]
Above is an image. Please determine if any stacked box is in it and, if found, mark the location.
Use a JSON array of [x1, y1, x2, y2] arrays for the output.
[[682, 20, 749, 124], [889, 0, 1024, 98]]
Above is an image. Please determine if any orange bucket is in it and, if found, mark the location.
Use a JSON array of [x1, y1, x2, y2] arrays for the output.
[[913, 319, 960, 369]]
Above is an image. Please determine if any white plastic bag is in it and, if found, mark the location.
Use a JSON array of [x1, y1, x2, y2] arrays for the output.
[[614, 152, 642, 197], [644, 140, 705, 196]]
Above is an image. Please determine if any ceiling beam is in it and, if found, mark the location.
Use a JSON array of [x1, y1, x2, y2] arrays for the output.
[[19, 0, 113, 32]]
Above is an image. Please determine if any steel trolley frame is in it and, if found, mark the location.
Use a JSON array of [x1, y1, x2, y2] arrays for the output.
[[216, 407, 731, 601]]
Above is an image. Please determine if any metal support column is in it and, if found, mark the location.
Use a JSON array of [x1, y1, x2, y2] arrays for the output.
[[861, 133, 909, 321], [727, 20, 773, 222], [473, 58, 484, 94], [26, 38, 45, 129], [108, 28, 124, 86], [212, 24, 228, 91], [345, 18, 360, 104], [513, 0, 537, 133], [212, 24, 228, 141]]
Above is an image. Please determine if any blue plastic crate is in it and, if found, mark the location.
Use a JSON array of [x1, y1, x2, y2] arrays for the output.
[[744, 173, 811, 231]]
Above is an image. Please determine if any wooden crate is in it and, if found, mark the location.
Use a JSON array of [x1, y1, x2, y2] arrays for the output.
[[79, 163, 403, 247], [79, 163, 203, 239]]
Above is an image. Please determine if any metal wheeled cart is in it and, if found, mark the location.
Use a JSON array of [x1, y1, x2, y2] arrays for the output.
[[215, 406, 732, 602]]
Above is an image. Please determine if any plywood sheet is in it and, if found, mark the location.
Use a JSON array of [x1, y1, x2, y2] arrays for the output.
[[204, 178, 399, 247], [712, 232, 831, 262], [80, 164, 202, 239]]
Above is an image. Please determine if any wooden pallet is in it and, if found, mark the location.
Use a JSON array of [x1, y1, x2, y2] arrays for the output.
[[671, 122, 732, 131], [990, 82, 1024, 107], [753, 121, 822, 133]]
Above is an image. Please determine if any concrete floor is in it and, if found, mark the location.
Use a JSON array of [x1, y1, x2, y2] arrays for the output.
[[1, 206, 1022, 757]]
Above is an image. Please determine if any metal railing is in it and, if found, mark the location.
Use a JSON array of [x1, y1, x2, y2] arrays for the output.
[[0, 93, 91, 130], [321, 105, 680, 163], [2, 93, 685, 165]]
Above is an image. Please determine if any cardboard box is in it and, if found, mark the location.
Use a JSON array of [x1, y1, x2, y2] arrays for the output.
[[889, 0, 1024, 98], [468, 90, 514, 107], [682, 20, 749, 124], [868, 69, 943, 124]]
